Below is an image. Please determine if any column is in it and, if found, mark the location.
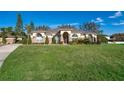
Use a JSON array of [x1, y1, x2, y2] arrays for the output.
[[60, 34, 64, 44]]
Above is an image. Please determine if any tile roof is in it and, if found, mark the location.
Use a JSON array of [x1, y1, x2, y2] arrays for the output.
[[31, 28, 97, 35]]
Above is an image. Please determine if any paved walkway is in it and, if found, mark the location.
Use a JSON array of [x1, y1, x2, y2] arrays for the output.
[[0, 44, 21, 67]]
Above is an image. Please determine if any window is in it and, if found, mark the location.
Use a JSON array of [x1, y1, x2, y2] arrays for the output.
[[36, 33, 43, 43], [37, 33, 43, 37], [72, 34, 78, 37]]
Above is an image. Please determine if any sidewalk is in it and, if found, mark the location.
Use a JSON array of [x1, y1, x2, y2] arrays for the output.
[[0, 44, 21, 67]]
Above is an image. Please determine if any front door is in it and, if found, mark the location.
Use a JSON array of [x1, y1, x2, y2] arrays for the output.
[[63, 32, 69, 44]]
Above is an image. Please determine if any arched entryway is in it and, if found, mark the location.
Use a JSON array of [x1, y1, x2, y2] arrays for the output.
[[63, 32, 69, 44], [88, 34, 93, 42]]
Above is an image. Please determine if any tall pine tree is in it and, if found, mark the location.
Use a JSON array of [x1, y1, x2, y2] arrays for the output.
[[15, 14, 23, 37], [30, 21, 35, 31]]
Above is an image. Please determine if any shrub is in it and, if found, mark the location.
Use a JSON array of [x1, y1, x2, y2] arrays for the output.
[[69, 41, 77, 45], [59, 41, 63, 44], [22, 38, 27, 44], [27, 35, 32, 44], [77, 39, 84, 44], [52, 36, 56, 44], [97, 35, 108, 44], [70, 38, 91, 45], [83, 38, 90, 44], [45, 36, 49, 44], [15, 37, 27, 44], [2, 36, 6, 44], [1, 31, 7, 44], [70, 39, 78, 44]]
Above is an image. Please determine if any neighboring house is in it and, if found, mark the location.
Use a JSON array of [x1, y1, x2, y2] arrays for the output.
[[6, 35, 16, 44], [0, 35, 16, 44], [105, 36, 110, 40], [30, 28, 97, 44], [108, 33, 124, 44]]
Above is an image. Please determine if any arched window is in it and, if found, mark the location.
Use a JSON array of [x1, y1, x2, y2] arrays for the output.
[[72, 34, 78, 37], [36, 33, 43, 43], [37, 33, 43, 37]]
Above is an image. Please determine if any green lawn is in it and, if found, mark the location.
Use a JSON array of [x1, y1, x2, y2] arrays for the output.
[[0, 44, 124, 81]]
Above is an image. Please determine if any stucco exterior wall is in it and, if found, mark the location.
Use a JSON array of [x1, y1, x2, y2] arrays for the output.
[[48, 35, 53, 44], [31, 33, 46, 43], [30, 30, 97, 44], [6, 38, 16, 44]]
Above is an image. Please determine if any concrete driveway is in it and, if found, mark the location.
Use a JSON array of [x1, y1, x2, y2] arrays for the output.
[[0, 44, 21, 67]]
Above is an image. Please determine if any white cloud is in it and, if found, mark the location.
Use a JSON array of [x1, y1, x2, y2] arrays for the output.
[[69, 23, 79, 25], [100, 23, 106, 25], [92, 17, 104, 23], [96, 17, 103, 22], [112, 20, 124, 26], [91, 17, 105, 25], [109, 11, 122, 18]]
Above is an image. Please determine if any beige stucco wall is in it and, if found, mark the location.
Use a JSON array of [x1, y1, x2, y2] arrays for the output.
[[0, 38, 16, 44], [48, 35, 53, 44], [31, 33, 46, 43], [6, 38, 16, 44], [31, 31, 97, 44], [71, 33, 85, 40], [31, 33, 46, 38]]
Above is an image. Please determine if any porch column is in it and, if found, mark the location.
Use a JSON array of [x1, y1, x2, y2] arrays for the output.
[[95, 35, 97, 42], [60, 34, 64, 43], [69, 34, 72, 42], [92, 35, 94, 42]]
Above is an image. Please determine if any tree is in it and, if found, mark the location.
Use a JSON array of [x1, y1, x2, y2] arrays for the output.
[[45, 36, 49, 44], [0, 28, 6, 32], [30, 21, 35, 31], [58, 24, 76, 29], [6, 27, 15, 36], [80, 22, 100, 33], [25, 25, 32, 45], [36, 25, 50, 30], [83, 38, 90, 44], [52, 36, 56, 44], [98, 30, 103, 35], [97, 35, 108, 44], [1, 30, 7, 44], [15, 13, 23, 37]]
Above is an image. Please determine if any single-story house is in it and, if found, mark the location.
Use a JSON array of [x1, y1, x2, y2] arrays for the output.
[[6, 35, 16, 44], [30, 28, 97, 44]]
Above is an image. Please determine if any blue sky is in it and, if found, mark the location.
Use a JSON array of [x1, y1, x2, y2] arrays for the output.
[[0, 11, 124, 35]]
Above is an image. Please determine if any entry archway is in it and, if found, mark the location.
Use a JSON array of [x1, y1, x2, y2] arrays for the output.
[[63, 32, 69, 44]]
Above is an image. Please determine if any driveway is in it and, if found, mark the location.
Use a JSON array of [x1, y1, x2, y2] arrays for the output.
[[0, 44, 21, 67]]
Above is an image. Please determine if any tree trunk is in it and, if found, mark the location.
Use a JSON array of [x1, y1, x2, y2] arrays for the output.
[[27, 35, 29, 45]]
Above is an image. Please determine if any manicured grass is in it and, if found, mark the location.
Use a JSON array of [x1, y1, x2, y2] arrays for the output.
[[0, 44, 124, 80]]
